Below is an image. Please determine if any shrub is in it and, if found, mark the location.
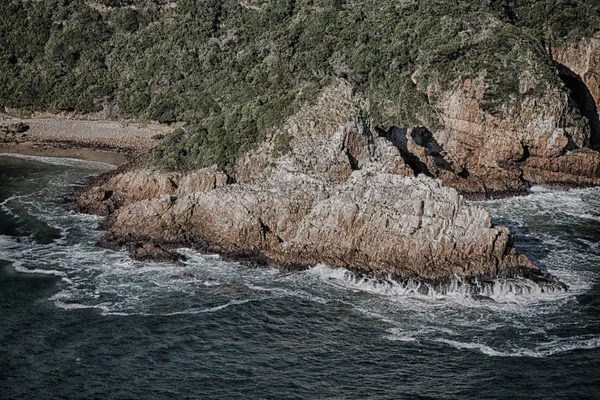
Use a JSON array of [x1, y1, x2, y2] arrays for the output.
[[272, 132, 294, 158], [1, 0, 598, 170]]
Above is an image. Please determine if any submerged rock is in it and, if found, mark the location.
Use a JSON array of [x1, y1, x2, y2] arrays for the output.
[[127, 242, 185, 263]]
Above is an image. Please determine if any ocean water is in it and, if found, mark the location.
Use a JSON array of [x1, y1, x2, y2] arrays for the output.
[[0, 155, 599, 399]]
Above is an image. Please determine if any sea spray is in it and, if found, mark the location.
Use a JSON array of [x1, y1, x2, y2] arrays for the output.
[[1, 157, 599, 368]]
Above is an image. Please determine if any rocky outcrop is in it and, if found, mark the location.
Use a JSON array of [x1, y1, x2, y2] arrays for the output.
[[76, 165, 230, 215], [79, 81, 565, 293], [522, 149, 600, 187], [99, 168, 545, 284], [235, 56, 600, 202], [0, 121, 29, 143], [410, 74, 600, 198]]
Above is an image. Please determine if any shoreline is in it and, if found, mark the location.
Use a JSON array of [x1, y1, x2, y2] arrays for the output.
[[0, 112, 172, 166], [0, 142, 128, 167], [0, 112, 569, 295]]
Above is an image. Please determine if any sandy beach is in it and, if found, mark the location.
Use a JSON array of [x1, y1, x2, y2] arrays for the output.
[[0, 113, 171, 166]]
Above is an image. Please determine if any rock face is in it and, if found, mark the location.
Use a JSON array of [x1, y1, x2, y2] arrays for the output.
[[553, 36, 600, 123], [411, 73, 600, 198], [346, 38, 600, 199], [235, 65, 600, 200], [77, 165, 230, 216], [78, 81, 565, 292], [98, 169, 539, 283], [0, 120, 30, 143]]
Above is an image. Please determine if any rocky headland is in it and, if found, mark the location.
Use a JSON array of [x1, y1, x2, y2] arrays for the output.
[[5, 1, 600, 296], [74, 81, 588, 294]]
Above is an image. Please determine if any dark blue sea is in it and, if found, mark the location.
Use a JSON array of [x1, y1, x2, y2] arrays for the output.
[[1, 155, 599, 399]]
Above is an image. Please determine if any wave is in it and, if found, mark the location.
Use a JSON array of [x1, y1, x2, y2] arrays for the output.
[[0, 193, 37, 216], [52, 298, 257, 316], [2, 164, 596, 361], [0, 153, 116, 171], [435, 336, 600, 358], [479, 185, 600, 223], [13, 265, 67, 277], [308, 264, 571, 303], [8, 239, 596, 359], [244, 283, 331, 305], [53, 300, 108, 311]]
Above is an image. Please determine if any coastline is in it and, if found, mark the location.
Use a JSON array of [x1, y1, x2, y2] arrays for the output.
[[0, 111, 567, 295], [0, 142, 128, 167], [0, 112, 171, 166]]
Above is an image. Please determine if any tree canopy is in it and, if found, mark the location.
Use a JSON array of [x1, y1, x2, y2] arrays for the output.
[[1, 0, 598, 169]]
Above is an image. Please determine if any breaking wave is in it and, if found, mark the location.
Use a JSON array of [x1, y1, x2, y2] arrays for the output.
[[2, 159, 599, 359], [308, 264, 569, 300], [0, 153, 116, 171], [435, 336, 600, 358]]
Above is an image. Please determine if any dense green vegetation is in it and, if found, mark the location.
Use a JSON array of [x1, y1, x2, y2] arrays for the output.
[[1, 0, 599, 170]]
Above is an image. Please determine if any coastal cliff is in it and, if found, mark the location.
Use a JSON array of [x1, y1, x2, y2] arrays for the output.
[[6, 0, 600, 292], [389, 35, 600, 199], [77, 83, 565, 292]]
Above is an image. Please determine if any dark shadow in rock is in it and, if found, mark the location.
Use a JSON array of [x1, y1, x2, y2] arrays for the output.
[[346, 151, 360, 170], [410, 127, 454, 172], [555, 61, 600, 149], [515, 141, 530, 163], [101, 190, 114, 202], [376, 126, 433, 177]]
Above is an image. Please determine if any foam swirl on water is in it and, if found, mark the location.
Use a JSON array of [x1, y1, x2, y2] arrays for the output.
[[1, 159, 599, 359], [0, 153, 116, 171]]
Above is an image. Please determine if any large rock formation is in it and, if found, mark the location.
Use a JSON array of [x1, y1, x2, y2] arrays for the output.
[[96, 168, 541, 283], [234, 61, 600, 201], [78, 81, 565, 293], [408, 70, 600, 198], [77, 165, 230, 216]]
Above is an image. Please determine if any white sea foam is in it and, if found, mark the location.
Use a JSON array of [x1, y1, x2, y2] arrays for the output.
[[13, 264, 67, 278], [305, 261, 600, 359], [245, 283, 331, 304], [384, 328, 419, 342], [100, 299, 256, 317], [434, 339, 509, 356], [309, 264, 443, 297], [0, 234, 20, 251], [308, 264, 571, 303], [479, 186, 600, 223], [435, 336, 600, 358], [53, 300, 108, 311], [0, 194, 36, 217], [163, 299, 254, 315], [10, 236, 596, 359], [0, 153, 116, 171], [3, 167, 597, 359]]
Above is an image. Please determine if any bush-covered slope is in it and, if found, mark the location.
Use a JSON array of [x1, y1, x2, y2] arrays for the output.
[[1, 0, 599, 169]]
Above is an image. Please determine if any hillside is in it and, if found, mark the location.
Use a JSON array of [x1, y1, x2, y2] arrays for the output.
[[2, 0, 599, 173]]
